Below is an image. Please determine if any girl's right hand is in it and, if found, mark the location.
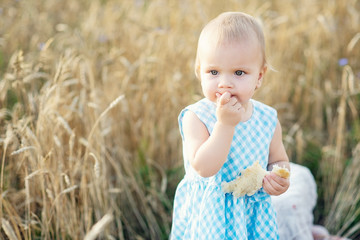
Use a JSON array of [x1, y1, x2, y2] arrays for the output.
[[216, 92, 244, 126]]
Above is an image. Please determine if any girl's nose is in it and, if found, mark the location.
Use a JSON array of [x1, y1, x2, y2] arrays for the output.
[[218, 76, 233, 88]]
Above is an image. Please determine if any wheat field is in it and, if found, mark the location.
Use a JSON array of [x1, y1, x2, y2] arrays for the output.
[[0, 0, 359, 239]]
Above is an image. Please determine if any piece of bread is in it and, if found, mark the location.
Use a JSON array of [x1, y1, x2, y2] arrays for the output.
[[272, 164, 290, 178], [221, 161, 290, 198], [221, 161, 268, 198]]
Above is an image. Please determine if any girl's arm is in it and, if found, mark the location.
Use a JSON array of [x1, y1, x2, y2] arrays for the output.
[[263, 120, 290, 195], [182, 111, 235, 177], [182, 93, 242, 178]]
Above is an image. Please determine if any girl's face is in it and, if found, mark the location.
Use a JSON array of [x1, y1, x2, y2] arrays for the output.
[[199, 39, 266, 106]]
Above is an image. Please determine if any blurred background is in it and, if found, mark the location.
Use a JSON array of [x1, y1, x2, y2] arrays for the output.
[[0, 0, 359, 239]]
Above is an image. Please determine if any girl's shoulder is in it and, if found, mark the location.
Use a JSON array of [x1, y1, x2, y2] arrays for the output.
[[251, 99, 277, 119], [187, 98, 215, 113], [180, 98, 216, 120], [178, 98, 217, 137]]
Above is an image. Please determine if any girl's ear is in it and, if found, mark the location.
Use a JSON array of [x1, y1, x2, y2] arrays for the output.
[[195, 57, 201, 80], [256, 65, 267, 89], [195, 65, 201, 80]]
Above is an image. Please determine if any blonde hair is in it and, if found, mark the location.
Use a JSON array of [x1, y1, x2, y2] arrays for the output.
[[195, 12, 266, 79]]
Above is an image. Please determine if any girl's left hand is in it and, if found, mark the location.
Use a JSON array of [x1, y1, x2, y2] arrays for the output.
[[263, 172, 290, 196]]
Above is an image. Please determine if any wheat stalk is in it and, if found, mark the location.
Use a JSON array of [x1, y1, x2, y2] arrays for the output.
[[1, 218, 18, 240], [86, 95, 125, 144], [84, 213, 114, 240]]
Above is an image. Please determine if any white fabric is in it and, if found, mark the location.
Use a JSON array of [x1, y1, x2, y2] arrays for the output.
[[272, 163, 317, 240]]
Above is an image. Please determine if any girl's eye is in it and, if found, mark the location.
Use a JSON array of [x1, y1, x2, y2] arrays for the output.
[[235, 70, 245, 76], [210, 70, 218, 75]]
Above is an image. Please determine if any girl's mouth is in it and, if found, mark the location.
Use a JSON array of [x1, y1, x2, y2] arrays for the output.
[[216, 91, 232, 104], [216, 92, 233, 98]]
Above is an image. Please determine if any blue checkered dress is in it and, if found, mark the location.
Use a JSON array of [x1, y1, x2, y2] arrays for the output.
[[170, 98, 279, 240]]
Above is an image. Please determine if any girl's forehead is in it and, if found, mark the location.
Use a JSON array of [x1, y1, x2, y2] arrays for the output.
[[198, 32, 265, 63], [201, 29, 259, 47], [200, 36, 261, 54], [197, 37, 264, 67]]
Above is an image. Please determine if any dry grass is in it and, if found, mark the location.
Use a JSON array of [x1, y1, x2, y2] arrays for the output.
[[0, 0, 359, 239]]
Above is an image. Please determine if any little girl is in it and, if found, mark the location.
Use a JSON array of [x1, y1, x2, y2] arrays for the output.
[[170, 12, 290, 240]]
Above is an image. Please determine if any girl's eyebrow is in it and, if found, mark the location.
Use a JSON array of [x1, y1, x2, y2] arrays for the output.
[[203, 64, 219, 69], [230, 65, 253, 71], [203, 64, 253, 72]]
